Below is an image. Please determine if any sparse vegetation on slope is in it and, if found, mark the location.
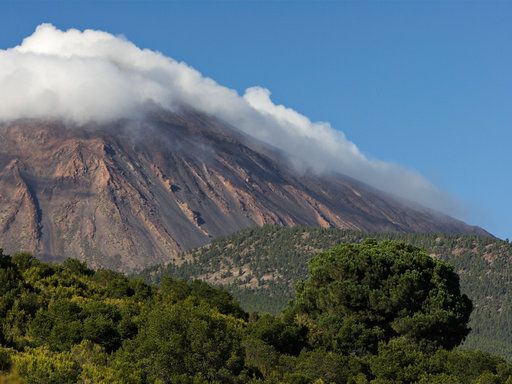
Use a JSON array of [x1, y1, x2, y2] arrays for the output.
[[138, 225, 512, 361]]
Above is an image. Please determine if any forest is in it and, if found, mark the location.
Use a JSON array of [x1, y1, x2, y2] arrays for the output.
[[1, 240, 512, 383], [138, 226, 512, 361]]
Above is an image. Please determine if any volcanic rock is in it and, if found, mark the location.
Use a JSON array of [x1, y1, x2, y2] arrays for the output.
[[0, 111, 489, 272]]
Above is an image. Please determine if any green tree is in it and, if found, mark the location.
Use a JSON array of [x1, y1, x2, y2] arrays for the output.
[[13, 346, 81, 384], [286, 240, 473, 354], [30, 299, 83, 351], [161, 276, 247, 319], [120, 300, 245, 383], [0, 349, 11, 372], [247, 313, 308, 356], [81, 301, 121, 353]]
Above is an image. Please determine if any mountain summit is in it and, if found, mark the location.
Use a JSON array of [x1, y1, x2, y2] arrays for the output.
[[0, 111, 488, 272]]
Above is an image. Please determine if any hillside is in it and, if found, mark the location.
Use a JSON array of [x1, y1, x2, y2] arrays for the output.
[[0, 114, 488, 273], [138, 225, 512, 361]]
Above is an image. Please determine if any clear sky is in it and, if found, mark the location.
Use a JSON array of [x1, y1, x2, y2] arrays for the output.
[[1, 1, 511, 239]]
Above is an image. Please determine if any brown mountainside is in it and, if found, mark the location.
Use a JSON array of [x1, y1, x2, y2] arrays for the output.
[[0, 111, 488, 272]]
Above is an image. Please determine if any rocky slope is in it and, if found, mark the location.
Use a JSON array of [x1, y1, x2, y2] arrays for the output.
[[0, 110, 489, 272]]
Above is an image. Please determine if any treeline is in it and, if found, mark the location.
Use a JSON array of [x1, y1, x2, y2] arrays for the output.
[[2, 242, 512, 383], [137, 225, 512, 361]]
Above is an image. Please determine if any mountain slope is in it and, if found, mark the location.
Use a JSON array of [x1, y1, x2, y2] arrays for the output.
[[137, 225, 512, 361], [0, 111, 488, 272]]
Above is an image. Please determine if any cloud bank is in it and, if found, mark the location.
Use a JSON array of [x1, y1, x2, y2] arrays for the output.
[[0, 24, 464, 217]]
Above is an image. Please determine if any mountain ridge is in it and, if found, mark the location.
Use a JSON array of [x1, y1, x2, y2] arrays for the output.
[[0, 110, 489, 272]]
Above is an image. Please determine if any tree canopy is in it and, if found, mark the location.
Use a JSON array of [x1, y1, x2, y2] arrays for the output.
[[0, 243, 510, 384], [286, 239, 473, 354]]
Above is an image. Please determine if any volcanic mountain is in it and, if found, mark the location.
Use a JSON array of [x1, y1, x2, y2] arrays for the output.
[[0, 110, 488, 272]]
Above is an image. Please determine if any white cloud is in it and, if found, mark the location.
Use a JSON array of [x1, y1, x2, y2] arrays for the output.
[[0, 23, 465, 217]]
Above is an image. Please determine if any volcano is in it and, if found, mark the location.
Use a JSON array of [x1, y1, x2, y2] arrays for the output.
[[0, 110, 488, 272]]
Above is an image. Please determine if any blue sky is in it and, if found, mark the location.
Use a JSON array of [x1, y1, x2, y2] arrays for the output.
[[1, 1, 511, 239]]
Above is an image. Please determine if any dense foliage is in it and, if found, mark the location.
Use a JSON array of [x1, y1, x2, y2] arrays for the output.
[[287, 240, 473, 354], [1, 243, 512, 383], [138, 225, 512, 361]]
